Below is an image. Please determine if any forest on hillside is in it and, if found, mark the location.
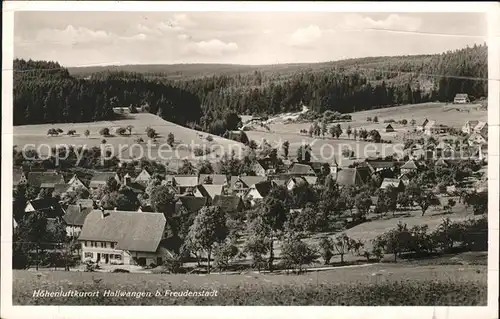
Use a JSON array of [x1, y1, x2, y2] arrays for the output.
[[14, 44, 487, 136]]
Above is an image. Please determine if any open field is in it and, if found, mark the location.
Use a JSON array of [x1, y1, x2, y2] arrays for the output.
[[245, 102, 487, 162], [13, 113, 244, 170], [13, 262, 486, 305]]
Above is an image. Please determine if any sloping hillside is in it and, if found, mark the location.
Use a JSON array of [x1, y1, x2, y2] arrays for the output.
[[14, 113, 244, 169]]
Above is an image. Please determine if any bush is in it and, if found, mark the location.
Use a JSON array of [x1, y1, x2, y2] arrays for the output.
[[206, 135, 214, 142], [280, 234, 317, 273], [163, 253, 183, 274], [67, 129, 76, 135], [112, 268, 130, 273], [115, 127, 127, 136], [99, 127, 110, 136]]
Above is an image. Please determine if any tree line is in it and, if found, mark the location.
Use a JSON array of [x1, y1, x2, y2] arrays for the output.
[[14, 44, 487, 136]]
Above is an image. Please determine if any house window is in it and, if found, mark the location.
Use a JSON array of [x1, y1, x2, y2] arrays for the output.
[[114, 254, 122, 260], [111, 242, 115, 249], [85, 252, 93, 258], [84, 241, 88, 247], [100, 242, 106, 248]]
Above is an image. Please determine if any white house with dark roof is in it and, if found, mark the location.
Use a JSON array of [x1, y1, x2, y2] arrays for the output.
[[230, 175, 267, 197], [78, 209, 170, 266], [453, 93, 470, 104]]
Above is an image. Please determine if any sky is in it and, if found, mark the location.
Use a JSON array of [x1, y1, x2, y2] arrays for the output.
[[13, 12, 488, 66]]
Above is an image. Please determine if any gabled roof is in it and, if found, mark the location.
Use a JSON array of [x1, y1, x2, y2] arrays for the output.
[[287, 163, 316, 175], [79, 210, 166, 252], [385, 124, 394, 129], [455, 93, 468, 98], [212, 195, 244, 213], [230, 175, 267, 188], [52, 183, 70, 196], [380, 178, 403, 189], [134, 169, 152, 182], [335, 168, 366, 187], [175, 196, 207, 214], [309, 161, 330, 173], [365, 160, 396, 171], [89, 172, 118, 187], [302, 176, 318, 185], [63, 204, 93, 226], [173, 175, 199, 187], [26, 198, 64, 219], [401, 159, 420, 170], [249, 181, 273, 198], [474, 121, 487, 131], [464, 120, 479, 127], [196, 184, 224, 199], [198, 174, 227, 185], [27, 172, 65, 188]]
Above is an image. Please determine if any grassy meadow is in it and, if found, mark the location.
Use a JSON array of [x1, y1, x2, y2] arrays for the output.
[[13, 261, 486, 305]]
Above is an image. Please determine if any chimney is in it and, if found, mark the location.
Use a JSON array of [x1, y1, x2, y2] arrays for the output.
[[100, 207, 109, 219]]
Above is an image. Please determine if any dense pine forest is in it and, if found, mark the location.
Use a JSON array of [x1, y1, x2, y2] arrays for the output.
[[14, 44, 487, 135]]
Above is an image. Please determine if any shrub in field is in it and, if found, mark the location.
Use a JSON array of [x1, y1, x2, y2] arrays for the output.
[[99, 127, 110, 136], [318, 237, 334, 265], [115, 127, 127, 136], [163, 253, 184, 274], [206, 135, 214, 142], [214, 241, 239, 272], [67, 129, 76, 135], [47, 128, 59, 136]]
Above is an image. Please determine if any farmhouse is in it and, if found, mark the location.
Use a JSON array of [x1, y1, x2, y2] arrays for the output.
[[89, 172, 120, 189], [175, 196, 207, 214], [453, 93, 470, 104], [78, 209, 170, 266], [245, 181, 273, 206], [194, 184, 225, 204], [385, 124, 395, 132], [27, 171, 65, 188], [285, 176, 318, 190], [334, 167, 371, 187], [63, 202, 94, 237], [364, 159, 396, 174], [212, 195, 245, 216], [287, 163, 316, 176], [230, 175, 267, 197], [25, 198, 65, 219]]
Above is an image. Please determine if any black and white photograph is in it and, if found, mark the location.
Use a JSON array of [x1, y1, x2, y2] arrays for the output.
[[1, 1, 499, 317]]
